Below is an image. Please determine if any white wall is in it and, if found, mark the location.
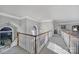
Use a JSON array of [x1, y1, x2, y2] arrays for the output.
[[19, 18, 40, 53], [0, 15, 21, 40], [26, 19, 40, 53], [40, 22, 53, 32], [40, 21, 54, 37], [0, 15, 23, 49], [0, 15, 21, 33], [1, 6, 79, 22], [0, 14, 54, 53], [0, 15, 41, 53]]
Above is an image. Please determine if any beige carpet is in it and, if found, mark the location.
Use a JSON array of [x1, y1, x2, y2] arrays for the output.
[[2, 46, 29, 54]]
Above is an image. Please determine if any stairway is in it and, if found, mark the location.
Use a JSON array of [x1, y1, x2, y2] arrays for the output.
[[47, 42, 70, 54], [50, 35, 69, 51], [40, 34, 70, 54]]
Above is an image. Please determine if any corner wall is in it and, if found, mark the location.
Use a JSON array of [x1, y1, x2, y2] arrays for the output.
[[40, 21, 54, 37]]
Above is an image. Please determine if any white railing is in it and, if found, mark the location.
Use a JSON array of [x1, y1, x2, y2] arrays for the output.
[[61, 30, 79, 54], [16, 30, 52, 54]]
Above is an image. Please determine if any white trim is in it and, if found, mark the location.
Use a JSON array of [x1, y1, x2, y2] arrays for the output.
[[41, 20, 53, 23], [21, 16, 40, 22], [0, 12, 39, 22], [59, 21, 79, 25], [0, 13, 20, 20], [0, 12, 52, 23]]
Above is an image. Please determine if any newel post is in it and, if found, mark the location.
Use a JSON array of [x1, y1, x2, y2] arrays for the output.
[[17, 32, 19, 46], [35, 35, 37, 54]]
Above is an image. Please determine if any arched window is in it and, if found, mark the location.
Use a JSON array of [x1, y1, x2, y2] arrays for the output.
[[0, 27, 12, 46], [32, 25, 38, 35], [0, 27, 12, 31]]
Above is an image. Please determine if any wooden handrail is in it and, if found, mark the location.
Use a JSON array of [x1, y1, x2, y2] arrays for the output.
[[17, 32, 19, 46], [17, 30, 52, 37], [17, 32, 35, 37], [16, 30, 52, 54], [37, 30, 51, 36]]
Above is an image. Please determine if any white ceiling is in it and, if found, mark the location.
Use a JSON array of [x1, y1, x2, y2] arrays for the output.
[[0, 5, 79, 22]]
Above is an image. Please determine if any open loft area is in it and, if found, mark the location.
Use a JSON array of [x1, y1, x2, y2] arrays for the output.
[[0, 5, 79, 54]]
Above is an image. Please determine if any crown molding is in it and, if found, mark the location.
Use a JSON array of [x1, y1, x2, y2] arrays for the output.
[[0, 13, 21, 19], [0, 12, 52, 23], [40, 20, 53, 23], [0, 12, 40, 22], [21, 16, 40, 22]]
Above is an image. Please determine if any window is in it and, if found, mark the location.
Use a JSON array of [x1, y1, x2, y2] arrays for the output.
[[0, 27, 12, 46]]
